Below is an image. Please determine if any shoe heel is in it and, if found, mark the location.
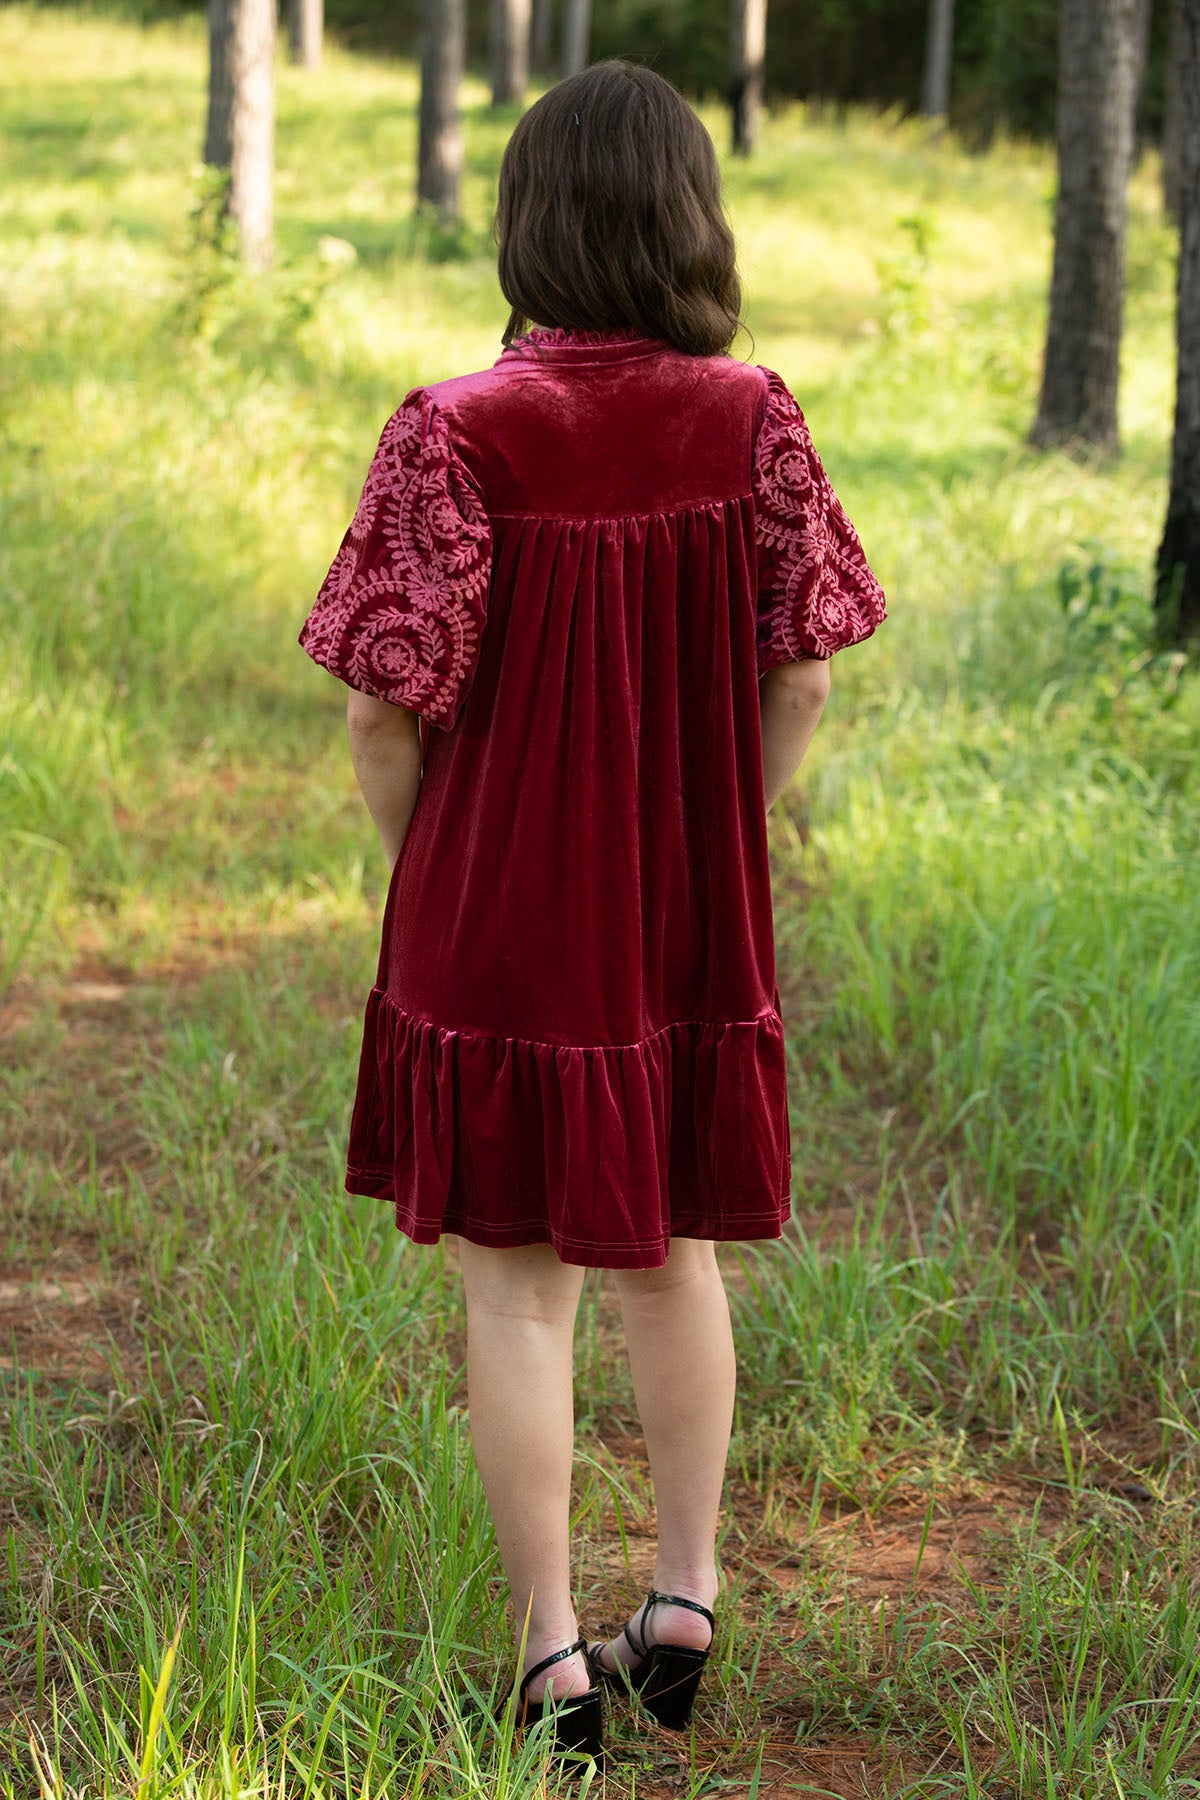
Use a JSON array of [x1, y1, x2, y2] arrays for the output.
[[550, 1690, 605, 1768], [638, 1646, 708, 1730], [512, 1638, 605, 1771]]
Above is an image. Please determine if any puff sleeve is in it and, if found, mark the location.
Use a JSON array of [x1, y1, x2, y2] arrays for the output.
[[752, 368, 886, 676], [298, 388, 493, 731]]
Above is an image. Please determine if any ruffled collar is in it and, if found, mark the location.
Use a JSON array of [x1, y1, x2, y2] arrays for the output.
[[516, 325, 656, 347], [500, 324, 671, 363]]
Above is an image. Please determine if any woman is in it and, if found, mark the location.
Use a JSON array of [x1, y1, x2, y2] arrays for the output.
[[299, 59, 886, 1769]]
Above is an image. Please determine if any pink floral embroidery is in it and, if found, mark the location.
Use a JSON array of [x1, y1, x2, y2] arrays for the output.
[[299, 391, 493, 729], [752, 370, 886, 672]]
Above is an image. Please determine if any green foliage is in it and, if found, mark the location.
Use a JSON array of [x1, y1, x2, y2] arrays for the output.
[[174, 166, 348, 354], [29, 0, 1094, 138], [589, 0, 1064, 136], [873, 209, 937, 345], [1057, 546, 1190, 724]]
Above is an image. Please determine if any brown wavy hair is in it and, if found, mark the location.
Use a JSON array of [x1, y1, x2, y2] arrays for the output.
[[494, 61, 744, 357]]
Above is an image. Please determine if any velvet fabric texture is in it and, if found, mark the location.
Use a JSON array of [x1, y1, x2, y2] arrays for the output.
[[300, 327, 886, 1268]]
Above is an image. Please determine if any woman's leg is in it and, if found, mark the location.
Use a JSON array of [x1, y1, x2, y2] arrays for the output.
[[456, 1238, 593, 1701], [595, 1237, 735, 1668]]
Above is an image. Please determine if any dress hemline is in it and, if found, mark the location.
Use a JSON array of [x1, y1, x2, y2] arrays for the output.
[[345, 1165, 794, 1271], [343, 990, 794, 1273]]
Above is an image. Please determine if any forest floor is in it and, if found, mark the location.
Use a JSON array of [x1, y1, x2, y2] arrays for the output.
[[0, 997, 1071, 1800], [4, 7, 1200, 1796], [3, 941, 1195, 1798]]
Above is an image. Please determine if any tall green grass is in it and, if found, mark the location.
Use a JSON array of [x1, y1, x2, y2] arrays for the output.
[[3, 7, 1200, 1794]]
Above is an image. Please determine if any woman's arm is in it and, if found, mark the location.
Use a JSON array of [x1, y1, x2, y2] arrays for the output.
[[759, 658, 831, 812], [345, 690, 424, 870]]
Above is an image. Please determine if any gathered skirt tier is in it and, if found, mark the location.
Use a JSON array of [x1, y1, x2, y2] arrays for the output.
[[345, 988, 793, 1270]]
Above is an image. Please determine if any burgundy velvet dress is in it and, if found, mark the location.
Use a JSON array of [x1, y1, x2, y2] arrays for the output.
[[299, 325, 886, 1269]]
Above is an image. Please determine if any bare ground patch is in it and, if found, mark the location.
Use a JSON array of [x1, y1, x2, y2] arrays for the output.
[[0, 1261, 142, 1382], [2, 960, 173, 1389]]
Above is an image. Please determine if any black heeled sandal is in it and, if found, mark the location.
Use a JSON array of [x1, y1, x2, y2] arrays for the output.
[[507, 1636, 605, 1767], [586, 1588, 715, 1730]]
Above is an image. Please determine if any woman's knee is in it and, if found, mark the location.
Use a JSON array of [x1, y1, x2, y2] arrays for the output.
[[457, 1237, 585, 1324], [613, 1236, 721, 1301]]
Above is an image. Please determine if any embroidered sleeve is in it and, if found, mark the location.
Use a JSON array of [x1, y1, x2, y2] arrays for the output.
[[752, 368, 886, 675], [298, 388, 492, 730]]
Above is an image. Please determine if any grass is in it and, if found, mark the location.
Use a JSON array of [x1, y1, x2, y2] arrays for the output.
[[2, 6, 1200, 1795]]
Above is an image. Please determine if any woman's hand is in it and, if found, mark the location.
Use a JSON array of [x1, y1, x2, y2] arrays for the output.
[[345, 690, 425, 870]]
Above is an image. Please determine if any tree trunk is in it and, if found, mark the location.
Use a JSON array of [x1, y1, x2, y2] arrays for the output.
[[229, 0, 275, 268], [418, 0, 464, 219], [729, 0, 767, 155], [287, 0, 321, 70], [205, 0, 275, 267], [1156, 0, 1200, 640], [560, 0, 589, 77], [920, 0, 955, 118], [1132, 0, 1152, 150], [1030, 0, 1140, 452], [204, 0, 235, 168], [490, 0, 530, 106], [1164, 0, 1185, 222], [530, 0, 552, 72]]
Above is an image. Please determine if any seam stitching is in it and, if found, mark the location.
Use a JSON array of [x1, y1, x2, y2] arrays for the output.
[[367, 991, 783, 1053], [486, 494, 754, 524]]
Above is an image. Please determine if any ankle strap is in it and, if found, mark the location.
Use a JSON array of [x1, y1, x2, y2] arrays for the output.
[[647, 1591, 712, 1634], [625, 1587, 715, 1655], [518, 1635, 587, 1701]]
